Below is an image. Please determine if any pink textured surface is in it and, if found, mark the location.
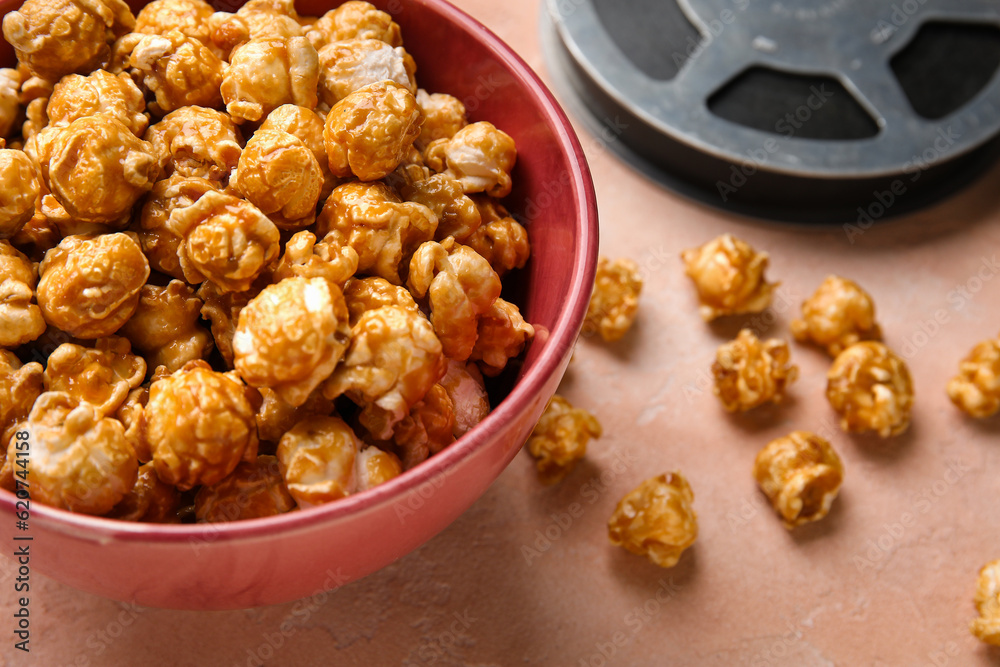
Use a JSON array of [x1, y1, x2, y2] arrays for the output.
[[4, 0, 1000, 664]]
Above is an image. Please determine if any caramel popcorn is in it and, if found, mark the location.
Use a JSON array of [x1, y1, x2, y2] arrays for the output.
[[0, 241, 45, 347], [2, 0, 134, 82], [277, 415, 360, 506], [0, 148, 40, 241], [272, 231, 358, 289], [141, 360, 259, 490], [167, 190, 280, 293], [415, 89, 467, 151], [317, 181, 437, 284], [408, 238, 502, 360], [400, 174, 482, 243], [259, 104, 335, 195], [343, 276, 420, 326], [323, 305, 446, 440], [354, 445, 402, 491], [970, 559, 1000, 646], [323, 80, 422, 181], [128, 30, 226, 115], [36, 233, 150, 339], [221, 36, 319, 123], [526, 395, 601, 485], [144, 106, 243, 184], [132, 173, 217, 279], [826, 341, 913, 437], [35, 116, 159, 226], [256, 387, 334, 446], [20, 96, 46, 143], [195, 455, 296, 522], [46, 70, 148, 137], [233, 277, 351, 407], [424, 122, 517, 198], [209, 0, 304, 55], [115, 385, 148, 462], [42, 337, 145, 417], [753, 431, 844, 529], [470, 298, 534, 377], [134, 0, 215, 47], [608, 472, 698, 568], [464, 200, 530, 277], [306, 1, 402, 52], [712, 329, 798, 412], [584, 257, 642, 343], [681, 233, 776, 321], [0, 351, 43, 437], [15, 391, 137, 515], [118, 280, 213, 373], [0, 68, 21, 139], [391, 384, 455, 469], [440, 360, 489, 438], [233, 129, 323, 229], [105, 461, 181, 522], [947, 335, 1000, 418], [197, 280, 256, 367], [317, 38, 415, 107], [791, 275, 882, 356]]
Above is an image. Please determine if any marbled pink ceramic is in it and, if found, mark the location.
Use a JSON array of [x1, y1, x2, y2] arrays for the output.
[[0, 0, 598, 609]]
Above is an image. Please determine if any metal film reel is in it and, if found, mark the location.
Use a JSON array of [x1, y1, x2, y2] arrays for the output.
[[544, 0, 1000, 222]]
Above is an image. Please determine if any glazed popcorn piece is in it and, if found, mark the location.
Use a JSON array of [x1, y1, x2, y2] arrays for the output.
[[681, 233, 776, 321], [144, 106, 243, 184], [317, 181, 437, 285], [391, 384, 456, 469], [233, 129, 324, 230], [115, 385, 149, 462], [46, 70, 148, 137], [415, 89, 467, 151], [608, 472, 698, 568], [424, 122, 518, 198], [37, 233, 150, 339], [407, 238, 502, 361], [464, 196, 530, 277], [277, 415, 360, 506], [0, 241, 45, 347], [323, 80, 423, 182], [712, 329, 798, 412], [791, 275, 882, 356], [134, 0, 215, 46], [221, 36, 319, 123], [753, 431, 844, 529], [971, 559, 1000, 646], [470, 298, 534, 377], [140, 360, 259, 490], [400, 173, 482, 243], [273, 231, 358, 289], [259, 104, 336, 196], [167, 190, 280, 293], [0, 351, 43, 438], [256, 387, 334, 446], [8, 206, 59, 263], [2, 0, 134, 82], [209, 0, 304, 56], [343, 276, 420, 326], [105, 461, 181, 522], [0, 68, 21, 139], [132, 174, 217, 279], [118, 280, 214, 373], [35, 116, 159, 226], [584, 257, 643, 343], [324, 305, 447, 440], [20, 96, 47, 143], [13, 392, 137, 515], [195, 455, 296, 523], [827, 341, 914, 437], [128, 30, 226, 115], [526, 395, 601, 485], [233, 277, 351, 408], [317, 38, 415, 106], [42, 336, 146, 417], [354, 445, 402, 491], [306, 1, 402, 52], [947, 334, 1000, 418], [0, 145, 39, 240], [197, 281, 257, 367], [439, 359, 489, 438]]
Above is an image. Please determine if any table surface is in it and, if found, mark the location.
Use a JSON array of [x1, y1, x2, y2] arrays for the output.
[[5, 1, 1000, 665]]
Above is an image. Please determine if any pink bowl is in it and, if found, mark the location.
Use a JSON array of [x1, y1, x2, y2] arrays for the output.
[[0, 0, 598, 608]]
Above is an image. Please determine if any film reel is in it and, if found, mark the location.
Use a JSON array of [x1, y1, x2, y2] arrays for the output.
[[544, 0, 1000, 223]]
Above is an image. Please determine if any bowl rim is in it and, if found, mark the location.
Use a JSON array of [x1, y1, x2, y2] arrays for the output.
[[0, 0, 600, 545]]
